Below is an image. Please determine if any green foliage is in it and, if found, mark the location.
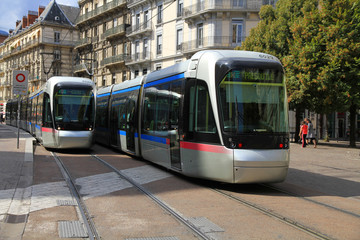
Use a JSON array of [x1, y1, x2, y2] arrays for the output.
[[240, 0, 360, 116]]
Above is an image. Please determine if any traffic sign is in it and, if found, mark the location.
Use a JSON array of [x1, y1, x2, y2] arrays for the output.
[[13, 70, 29, 95]]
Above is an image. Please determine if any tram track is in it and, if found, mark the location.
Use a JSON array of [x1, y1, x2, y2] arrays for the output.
[[51, 152, 100, 240], [261, 183, 360, 219], [91, 153, 212, 240], [51, 149, 212, 240], [212, 188, 334, 240]]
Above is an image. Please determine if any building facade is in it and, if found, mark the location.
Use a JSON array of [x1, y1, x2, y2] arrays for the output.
[[0, 0, 80, 103], [75, 0, 130, 86], [75, 0, 277, 85], [125, 0, 276, 78]]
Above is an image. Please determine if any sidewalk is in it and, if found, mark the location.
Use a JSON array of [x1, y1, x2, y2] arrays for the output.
[[0, 123, 35, 240]]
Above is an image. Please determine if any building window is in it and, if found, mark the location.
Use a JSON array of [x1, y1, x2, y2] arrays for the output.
[[53, 65, 60, 76], [143, 69, 148, 75], [144, 10, 149, 27], [232, 19, 243, 45], [54, 32, 60, 43], [112, 73, 116, 84], [54, 50, 61, 60], [103, 48, 107, 59], [113, 17, 118, 27], [136, 13, 140, 29], [263, 0, 277, 7], [197, 23, 203, 47], [113, 45, 117, 56], [157, 34, 162, 55], [135, 41, 140, 60], [102, 76, 106, 86], [176, 28, 183, 51], [157, 4, 163, 23], [177, 0, 183, 17], [124, 42, 128, 56], [156, 64, 161, 71], [122, 71, 127, 81], [103, 22, 107, 33], [135, 70, 139, 77], [233, 0, 244, 7], [143, 38, 148, 59]]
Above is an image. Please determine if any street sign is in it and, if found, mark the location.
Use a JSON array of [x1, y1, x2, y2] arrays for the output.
[[13, 70, 29, 95]]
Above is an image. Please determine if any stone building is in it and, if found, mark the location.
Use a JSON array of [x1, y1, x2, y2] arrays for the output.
[[0, 0, 80, 103]]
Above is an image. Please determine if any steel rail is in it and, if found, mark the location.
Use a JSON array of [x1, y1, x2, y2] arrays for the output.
[[261, 183, 360, 219], [51, 152, 100, 240], [213, 188, 335, 240], [91, 154, 211, 240]]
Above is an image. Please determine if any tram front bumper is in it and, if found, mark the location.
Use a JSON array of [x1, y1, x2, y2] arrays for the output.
[[233, 149, 290, 183], [57, 130, 93, 149]]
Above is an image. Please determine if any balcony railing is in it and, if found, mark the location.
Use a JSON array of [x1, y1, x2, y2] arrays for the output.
[[125, 51, 151, 65], [2, 37, 77, 59], [183, 0, 262, 18], [75, 37, 92, 48], [127, 0, 147, 8], [102, 24, 127, 40], [182, 36, 246, 53], [77, 0, 126, 25], [126, 21, 152, 37], [101, 54, 126, 67]]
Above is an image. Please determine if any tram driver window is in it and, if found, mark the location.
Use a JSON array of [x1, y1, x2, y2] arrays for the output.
[[185, 80, 219, 143]]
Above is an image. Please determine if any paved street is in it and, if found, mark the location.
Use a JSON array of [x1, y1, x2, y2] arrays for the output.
[[0, 123, 359, 239]]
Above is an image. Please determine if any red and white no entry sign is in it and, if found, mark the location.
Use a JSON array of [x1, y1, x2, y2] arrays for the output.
[[13, 70, 29, 95], [16, 73, 26, 82]]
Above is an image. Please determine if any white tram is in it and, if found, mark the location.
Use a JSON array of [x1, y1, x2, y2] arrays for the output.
[[6, 76, 96, 149], [96, 50, 290, 183]]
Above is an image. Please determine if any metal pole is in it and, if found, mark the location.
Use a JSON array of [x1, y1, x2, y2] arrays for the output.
[[17, 96, 20, 149]]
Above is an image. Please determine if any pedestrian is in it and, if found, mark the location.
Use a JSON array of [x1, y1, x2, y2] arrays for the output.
[[299, 120, 308, 148], [306, 118, 317, 148]]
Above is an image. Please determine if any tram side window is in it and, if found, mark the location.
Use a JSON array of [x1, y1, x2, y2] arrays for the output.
[[111, 94, 127, 130], [143, 84, 171, 132], [36, 94, 43, 127], [43, 93, 52, 128], [185, 80, 219, 143], [96, 97, 109, 129]]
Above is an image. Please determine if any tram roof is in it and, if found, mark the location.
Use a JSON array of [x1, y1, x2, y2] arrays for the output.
[[145, 60, 190, 84]]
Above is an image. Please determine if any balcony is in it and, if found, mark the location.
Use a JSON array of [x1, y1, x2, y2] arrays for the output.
[[2, 37, 77, 59], [76, 0, 126, 25], [126, 21, 152, 39], [127, 0, 147, 8], [125, 51, 151, 66], [182, 36, 246, 53], [102, 24, 128, 40], [75, 37, 92, 49], [101, 54, 126, 67], [183, 0, 262, 20]]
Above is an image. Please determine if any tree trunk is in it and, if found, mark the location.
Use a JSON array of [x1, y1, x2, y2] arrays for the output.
[[349, 103, 357, 148], [295, 108, 302, 143]]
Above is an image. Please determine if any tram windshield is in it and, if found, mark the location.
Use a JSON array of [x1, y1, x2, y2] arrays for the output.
[[218, 68, 288, 134], [54, 88, 95, 130]]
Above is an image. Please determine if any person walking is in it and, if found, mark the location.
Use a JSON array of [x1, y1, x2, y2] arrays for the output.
[[299, 120, 308, 148], [306, 118, 317, 148]]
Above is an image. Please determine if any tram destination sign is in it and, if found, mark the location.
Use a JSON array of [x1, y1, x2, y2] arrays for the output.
[[13, 70, 29, 95]]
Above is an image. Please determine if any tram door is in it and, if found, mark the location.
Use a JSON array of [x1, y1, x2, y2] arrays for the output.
[[125, 94, 136, 152], [170, 81, 182, 170], [109, 100, 119, 147]]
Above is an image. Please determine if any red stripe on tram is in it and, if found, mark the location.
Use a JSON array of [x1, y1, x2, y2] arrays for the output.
[[180, 141, 232, 154], [42, 127, 54, 133]]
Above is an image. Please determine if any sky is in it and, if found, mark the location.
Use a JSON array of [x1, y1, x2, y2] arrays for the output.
[[0, 0, 79, 33]]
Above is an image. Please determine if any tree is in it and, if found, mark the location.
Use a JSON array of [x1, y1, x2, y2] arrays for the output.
[[241, 0, 360, 147], [240, 0, 319, 142]]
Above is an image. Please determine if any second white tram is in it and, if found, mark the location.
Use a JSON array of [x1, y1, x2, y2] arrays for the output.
[[6, 77, 96, 149], [96, 50, 290, 183]]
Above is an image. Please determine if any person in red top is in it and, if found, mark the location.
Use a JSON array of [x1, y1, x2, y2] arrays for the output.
[[299, 120, 308, 148]]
